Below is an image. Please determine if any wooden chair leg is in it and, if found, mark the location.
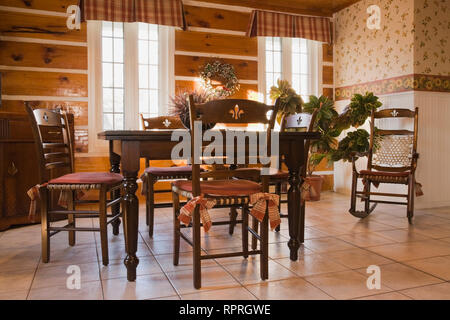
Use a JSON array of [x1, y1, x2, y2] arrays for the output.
[[172, 191, 181, 266], [364, 181, 371, 213], [275, 182, 281, 232], [192, 205, 202, 289], [242, 206, 249, 258], [407, 176, 415, 224], [111, 188, 121, 236], [228, 206, 238, 235], [68, 190, 76, 246], [40, 188, 50, 263], [251, 216, 258, 250], [148, 176, 155, 237], [350, 172, 358, 213], [260, 206, 269, 280], [99, 188, 109, 266]]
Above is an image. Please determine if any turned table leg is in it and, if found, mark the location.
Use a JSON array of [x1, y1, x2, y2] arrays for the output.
[[287, 169, 302, 261], [119, 141, 140, 281], [110, 147, 121, 235]]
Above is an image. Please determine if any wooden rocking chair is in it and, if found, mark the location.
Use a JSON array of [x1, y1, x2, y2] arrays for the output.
[[349, 108, 419, 223]]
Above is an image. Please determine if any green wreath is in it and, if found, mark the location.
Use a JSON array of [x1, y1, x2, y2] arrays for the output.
[[199, 61, 240, 98]]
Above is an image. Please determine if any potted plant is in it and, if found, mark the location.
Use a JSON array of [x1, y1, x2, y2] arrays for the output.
[[269, 79, 304, 124], [302, 92, 382, 201], [168, 89, 215, 130]]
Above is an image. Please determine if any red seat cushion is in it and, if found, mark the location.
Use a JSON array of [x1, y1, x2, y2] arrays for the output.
[[172, 179, 261, 196], [144, 165, 194, 176], [360, 170, 410, 177], [48, 172, 123, 185]]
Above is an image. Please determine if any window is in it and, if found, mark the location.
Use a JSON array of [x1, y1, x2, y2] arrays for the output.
[[265, 37, 282, 102], [101, 22, 124, 130], [138, 23, 159, 120], [259, 37, 320, 104], [88, 21, 174, 153]]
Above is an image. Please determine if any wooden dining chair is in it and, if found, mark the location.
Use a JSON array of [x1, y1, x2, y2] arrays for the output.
[[229, 107, 321, 234], [140, 114, 199, 237], [171, 96, 280, 289], [349, 108, 419, 223], [26, 104, 123, 266]]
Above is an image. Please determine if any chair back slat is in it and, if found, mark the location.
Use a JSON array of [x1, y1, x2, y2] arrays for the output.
[[141, 115, 185, 130], [26, 103, 74, 183], [368, 107, 418, 172], [191, 99, 274, 124], [188, 96, 279, 197], [377, 129, 414, 136], [375, 109, 415, 119], [281, 107, 321, 176]]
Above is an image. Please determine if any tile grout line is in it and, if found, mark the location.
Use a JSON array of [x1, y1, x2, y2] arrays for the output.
[[91, 218, 106, 300], [139, 230, 183, 300], [335, 234, 450, 284], [25, 255, 41, 300]]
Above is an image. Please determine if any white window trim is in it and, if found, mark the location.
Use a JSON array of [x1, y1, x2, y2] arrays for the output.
[[87, 21, 175, 155], [258, 37, 321, 104]]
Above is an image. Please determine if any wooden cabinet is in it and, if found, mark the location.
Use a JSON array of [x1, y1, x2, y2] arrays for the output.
[[0, 112, 74, 230]]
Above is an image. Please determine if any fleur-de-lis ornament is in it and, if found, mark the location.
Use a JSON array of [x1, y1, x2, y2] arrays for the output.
[[229, 104, 244, 120], [391, 109, 399, 117], [297, 116, 303, 125], [43, 112, 49, 122], [162, 119, 171, 128]]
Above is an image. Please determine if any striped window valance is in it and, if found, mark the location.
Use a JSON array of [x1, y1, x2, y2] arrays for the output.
[[79, 0, 186, 29], [246, 10, 332, 44]]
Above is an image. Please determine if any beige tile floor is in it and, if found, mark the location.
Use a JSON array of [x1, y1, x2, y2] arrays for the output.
[[1, 192, 450, 300]]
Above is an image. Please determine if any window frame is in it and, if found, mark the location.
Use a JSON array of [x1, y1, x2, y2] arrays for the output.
[[258, 37, 321, 105], [88, 21, 175, 154]]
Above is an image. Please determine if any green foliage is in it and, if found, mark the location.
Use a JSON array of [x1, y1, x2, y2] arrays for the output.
[[303, 92, 382, 175], [331, 129, 371, 162], [269, 79, 303, 123], [336, 92, 383, 130]]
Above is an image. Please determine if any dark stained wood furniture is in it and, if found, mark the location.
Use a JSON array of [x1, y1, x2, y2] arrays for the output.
[[171, 97, 279, 288], [98, 128, 319, 281], [349, 108, 419, 223], [140, 114, 192, 237], [229, 109, 322, 234], [26, 105, 123, 266], [0, 111, 74, 230]]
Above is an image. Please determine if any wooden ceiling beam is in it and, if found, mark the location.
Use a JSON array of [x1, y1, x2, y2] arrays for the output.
[[188, 0, 362, 17]]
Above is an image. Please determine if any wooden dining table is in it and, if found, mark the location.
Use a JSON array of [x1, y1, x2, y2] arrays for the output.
[[98, 129, 320, 281]]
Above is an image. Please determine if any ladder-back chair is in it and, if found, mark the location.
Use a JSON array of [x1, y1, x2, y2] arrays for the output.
[[349, 108, 419, 223], [171, 96, 280, 289], [26, 104, 123, 265], [140, 114, 195, 237]]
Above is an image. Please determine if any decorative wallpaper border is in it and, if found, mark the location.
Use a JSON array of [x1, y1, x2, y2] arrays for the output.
[[335, 74, 450, 101]]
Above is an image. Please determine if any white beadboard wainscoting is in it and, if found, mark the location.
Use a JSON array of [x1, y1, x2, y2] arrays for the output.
[[333, 91, 450, 210]]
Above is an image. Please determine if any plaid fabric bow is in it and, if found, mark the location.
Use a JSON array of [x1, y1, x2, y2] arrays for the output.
[[249, 193, 281, 230], [178, 196, 217, 232], [27, 185, 84, 220], [27, 184, 41, 221]]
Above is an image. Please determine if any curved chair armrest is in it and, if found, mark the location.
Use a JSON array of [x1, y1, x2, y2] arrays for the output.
[[350, 152, 369, 174]]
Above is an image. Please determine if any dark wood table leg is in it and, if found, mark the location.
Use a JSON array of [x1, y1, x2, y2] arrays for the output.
[[120, 141, 140, 281], [287, 169, 302, 260], [110, 141, 121, 235]]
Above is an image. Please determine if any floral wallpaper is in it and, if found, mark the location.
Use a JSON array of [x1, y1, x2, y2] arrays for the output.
[[414, 0, 450, 76], [334, 0, 415, 88]]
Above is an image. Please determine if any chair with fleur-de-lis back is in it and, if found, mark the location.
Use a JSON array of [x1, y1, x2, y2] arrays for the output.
[[140, 114, 197, 237], [349, 108, 420, 223], [171, 96, 280, 289]]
